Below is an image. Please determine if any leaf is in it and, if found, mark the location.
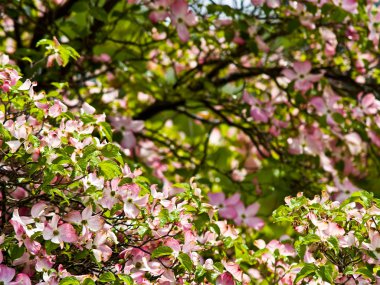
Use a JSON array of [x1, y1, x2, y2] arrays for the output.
[[272, 205, 292, 222], [193, 212, 210, 232], [151, 246, 173, 259], [90, 7, 108, 22], [59, 277, 80, 285], [99, 272, 116, 282], [356, 267, 375, 281], [294, 264, 317, 283], [118, 274, 133, 285], [21, 57, 33, 64], [102, 144, 120, 158], [99, 122, 113, 142], [82, 278, 96, 285], [71, 1, 89, 12], [327, 236, 339, 254], [98, 160, 121, 179], [318, 264, 335, 283], [7, 245, 24, 260], [36, 39, 54, 47], [178, 253, 193, 271]]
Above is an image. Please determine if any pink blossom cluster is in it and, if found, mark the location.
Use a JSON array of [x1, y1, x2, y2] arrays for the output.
[[0, 63, 252, 284], [148, 0, 197, 42], [272, 191, 380, 284], [208, 192, 264, 230]]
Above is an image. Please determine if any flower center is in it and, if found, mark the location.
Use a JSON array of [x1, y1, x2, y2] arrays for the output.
[[135, 262, 142, 269]]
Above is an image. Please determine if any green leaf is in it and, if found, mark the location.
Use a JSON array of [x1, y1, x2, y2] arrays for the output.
[[118, 274, 133, 285], [294, 264, 317, 283], [21, 57, 33, 64], [8, 244, 24, 260], [193, 212, 210, 232], [272, 205, 291, 222], [90, 7, 108, 22], [59, 277, 80, 285], [356, 267, 375, 281], [82, 278, 96, 285], [318, 264, 335, 283], [36, 39, 54, 47], [327, 236, 339, 254], [98, 160, 121, 179], [102, 144, 120, 158], [99, 272, 116, 282], [178, 253, 193, 271], [100, 122, 113, 142], [71, 1, 89, 12], [151, 246, 173, 259]]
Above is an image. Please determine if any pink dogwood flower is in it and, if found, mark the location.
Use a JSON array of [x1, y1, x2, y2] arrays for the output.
[[208, 193, 241, 219], [282, 61, 322, 93], [43, 214, 78, 246], [170, 0, 197, 42], [0, 265, 15, 285], [362, 230, 380, 259], [222, 260, 243, 282], [123, 191, 149, 219], [233, 202, 264, 230], [216, 272, 235, 285], [149, 0, 171, 23], [332, 0, 358, 14], [109, 116, 144, 149], [64, 207, 104, 235]]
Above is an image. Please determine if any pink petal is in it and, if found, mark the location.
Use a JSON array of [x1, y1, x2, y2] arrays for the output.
[[31, 202, 47, 218], [250, 107, 269, 123], [362, 94, 375, 109], [87, 215, 105, 232], [342, 0, 357, 13], [306, 73, 323, 82], [18, 79, 32, 91], [149, 11, 169, 23], [121, 131, 136, 149], [6, 141, 21, 153], [0, 265, 15, 283], [295, 79, 313, 92], [177, 23, 190, 42], [208, 193, 225, 206], [58, 223, 78, 243], [222, 260, 243, 282], [219, 207, 238, 220], [130, 120, 144, 132], [165, 238, 181, 252], [293, 61, 312, 75], [246, 217, 265, 230], [124, 203, 139, 218], [42, 224, 54, 241], [282, 69, 297, 80], [216, 272, 235, 285], [10, 273, 31, 285], [251, 0, 265, 5], [97, 244, 112, 262], [82, 103, 95, 114], [266, 0, 280, 8], [184, 11, 197, 26], [225, 193, 241, 205], [64, 211, 82, 224], [171, 0, 188, 17], [310, 97, 327, 114], [246, 202, 260, 216], [368, 131, 380, 148], [81, 207, 93, 220]]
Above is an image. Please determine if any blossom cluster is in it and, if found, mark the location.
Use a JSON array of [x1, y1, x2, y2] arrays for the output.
[[0, 60, 247, 284], [272, 191, 380, 284]]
